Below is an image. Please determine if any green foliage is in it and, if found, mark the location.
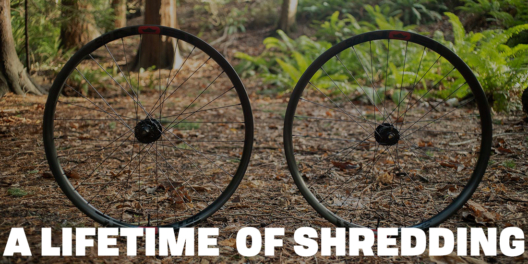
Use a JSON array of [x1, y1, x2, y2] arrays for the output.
[[458, 0, 528, 28], [236, 7, 417, 93], [362, 5, 414, 30], [298, 0, 446, 26], [236, 8, 528, 112], [503, 160, 516, 168], [67, 67, 112, 95], [316, 7, 415, 43], [381, 0, 446, 25], [10, 1, 65, 67], [10, 0, 115, 69], [224, 7, 247, 35], [298, 0, 376, 21], [437, 12, 528, 111], [235, 30, 348, 91], [194, 0, 273, 36], [7, 188, 28, 197]]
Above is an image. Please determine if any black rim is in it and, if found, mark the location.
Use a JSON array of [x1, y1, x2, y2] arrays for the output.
[[43, 25, 254, 228], [284, 30, 492, 229]]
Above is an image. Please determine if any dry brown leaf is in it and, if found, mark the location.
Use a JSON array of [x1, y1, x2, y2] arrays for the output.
[[331, 161, 358, 171], [440, 162, 458, 169], [218, 238, 236, 248], [496, 146, 513, 154], [437, 184, 456, 193], [191, 186, 209, 192], [394, 116, 404, 123], [65, 171, 81, 179], [78, 135, 92, 140], [419, 140, 433, 147], [41, 172, 53, 179], [377, 172, 393, 185], [462, 200, 500, 224]]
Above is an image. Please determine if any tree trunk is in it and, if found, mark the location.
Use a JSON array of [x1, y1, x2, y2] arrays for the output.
[[0, 0, 44, 98], [132, 0, 182, 71], [60, 0, 100, 50], [112, 0, 127, 29], [278, 0, 298, 33]]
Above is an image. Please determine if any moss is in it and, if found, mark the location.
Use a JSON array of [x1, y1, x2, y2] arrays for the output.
[[7, 188, 28, 197]]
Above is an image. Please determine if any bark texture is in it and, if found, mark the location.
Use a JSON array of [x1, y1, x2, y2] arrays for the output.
[[112, 0, 127, 29], [0, 0, 44, 98], [60, 0, 100, 50], [133, 0, 182, 71], [278, 0, 298, 33]]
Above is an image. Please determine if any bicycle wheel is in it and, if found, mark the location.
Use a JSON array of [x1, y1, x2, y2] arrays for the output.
[[284, 30, 492, 229], [43, 25, 254, 228]]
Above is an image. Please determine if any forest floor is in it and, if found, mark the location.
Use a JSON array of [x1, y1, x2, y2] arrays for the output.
[[1, 5, 528, 264], [0, 88, 527, 263]]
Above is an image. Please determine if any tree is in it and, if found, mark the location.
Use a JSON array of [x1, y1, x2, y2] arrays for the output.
[[133, 0, 182, 71], [60, 0, 100, 50], [0, 0, 45, 97], [112, 0, 127, 29], [278, 0, 298, 33]]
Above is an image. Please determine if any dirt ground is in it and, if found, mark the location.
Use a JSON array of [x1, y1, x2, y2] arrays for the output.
[[1, 84, 527, 263]]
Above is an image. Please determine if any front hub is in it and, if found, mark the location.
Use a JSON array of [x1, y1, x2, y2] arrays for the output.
[[375, 123, 400, 146], [134, 118, 162, 144]]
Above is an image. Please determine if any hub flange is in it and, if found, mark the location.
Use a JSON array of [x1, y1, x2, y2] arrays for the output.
[[134, 118, 162, 144], [375, 123, 400, 146]]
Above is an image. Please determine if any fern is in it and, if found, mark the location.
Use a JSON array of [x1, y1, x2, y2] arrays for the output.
[[235, 10, 528, 111]]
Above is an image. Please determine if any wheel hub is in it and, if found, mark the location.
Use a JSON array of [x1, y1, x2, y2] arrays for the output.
[[375, 123, 400, 146], [134, 118, 162, 144]]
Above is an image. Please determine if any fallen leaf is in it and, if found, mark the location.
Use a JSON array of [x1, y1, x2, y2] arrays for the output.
[[461, 200, 500, 225], [377, 172, 393, 185], [418, 140, 433, 147], [65, 171, 80, 179], [496, 146, 513, 154], [41, 172, 53, 179], [440, 162, 457, 169], [331, 161, 358, 171], [146, 187, 157, 194], [219, 238, 236, 248]]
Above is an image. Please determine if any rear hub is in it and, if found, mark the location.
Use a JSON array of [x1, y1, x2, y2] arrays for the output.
[[375, 123, 400, 146], [134, 118, 162, 144]]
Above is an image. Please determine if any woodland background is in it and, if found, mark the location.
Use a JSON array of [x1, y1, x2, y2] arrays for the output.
[[0, 0, 527, 263]]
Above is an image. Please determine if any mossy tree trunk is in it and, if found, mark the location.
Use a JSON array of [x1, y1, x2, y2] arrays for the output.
[[132, 0, 182, 71], [0, 0, 44, 98], [60, 0, 100, 50]]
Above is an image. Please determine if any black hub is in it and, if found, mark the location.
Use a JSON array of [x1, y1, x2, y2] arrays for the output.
[[375, 123, 400, 146], [134, 118, 162, 144]]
